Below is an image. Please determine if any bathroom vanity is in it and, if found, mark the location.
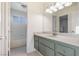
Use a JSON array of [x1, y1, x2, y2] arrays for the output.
[[34, 33, 79, 56]]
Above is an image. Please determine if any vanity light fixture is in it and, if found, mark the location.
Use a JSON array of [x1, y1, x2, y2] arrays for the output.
[[50, 6, 58, 12], [45, 2, 72, 14]]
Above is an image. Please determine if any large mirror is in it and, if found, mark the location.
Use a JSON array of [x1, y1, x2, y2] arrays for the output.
[[59, 15, 68, 33], [51, 2, 79, 34]]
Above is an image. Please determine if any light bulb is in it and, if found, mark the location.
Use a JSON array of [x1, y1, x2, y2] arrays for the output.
[[46, 9, 50, 12], [58, 5, 64, 10], [46, 9, 52, 13], [50, 6, 58, 12], [55, 2, 62, 8], [49, 10, 53, 13]]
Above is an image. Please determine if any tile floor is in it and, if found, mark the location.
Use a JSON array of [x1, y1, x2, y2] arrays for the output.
[[27, 50, 42, 56], [10, 46, 42, 56]]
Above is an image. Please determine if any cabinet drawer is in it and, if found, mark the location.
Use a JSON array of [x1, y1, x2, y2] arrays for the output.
[[39, 43, 54, 56], [39, 43, 47, 56], [39, 37, 54, 49], [56, 44, 74, 56], [39, 37, 50, 47], [34, 36, 38, 41]]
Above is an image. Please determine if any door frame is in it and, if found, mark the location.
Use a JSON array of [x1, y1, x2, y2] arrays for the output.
[[0, 2, 11, 56]]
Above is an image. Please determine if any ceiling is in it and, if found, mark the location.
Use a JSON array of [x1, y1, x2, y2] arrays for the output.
[[11, 2, 78, 13], [11, 2, 27, 12], [11, 2, 54, 12]]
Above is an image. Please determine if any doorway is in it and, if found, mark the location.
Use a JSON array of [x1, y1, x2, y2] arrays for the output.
[[10, 2, 27, 56]]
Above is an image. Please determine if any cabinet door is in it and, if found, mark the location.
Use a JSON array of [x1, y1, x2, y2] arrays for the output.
[[34, 35, 38, 41], [34, 40, 38, 50], [39, 43, 46, 56], [34, 36, 39, 50]]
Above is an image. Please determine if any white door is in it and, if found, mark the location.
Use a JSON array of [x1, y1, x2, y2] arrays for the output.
[[0, 3, 10, 56]]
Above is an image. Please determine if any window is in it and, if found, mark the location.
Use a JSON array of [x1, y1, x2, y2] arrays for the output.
[[12, 15, 27, 24]]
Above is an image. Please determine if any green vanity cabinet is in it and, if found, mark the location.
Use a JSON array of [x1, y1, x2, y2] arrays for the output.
[[34, 35, 39, 50], [34, 35, 79, 56]]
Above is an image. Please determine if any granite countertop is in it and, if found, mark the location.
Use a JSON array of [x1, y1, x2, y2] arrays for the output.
[[34, 33, 79, 47]]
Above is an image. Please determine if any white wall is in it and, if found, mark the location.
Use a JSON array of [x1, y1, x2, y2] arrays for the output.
[[26, 2, 52, 53], [43, 13, 53, 32], [1, 2, 11, 55]]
